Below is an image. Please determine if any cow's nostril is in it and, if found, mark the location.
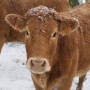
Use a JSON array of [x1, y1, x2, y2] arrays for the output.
[[31, 60, 45, 67], [41, 61, 45, 67], [31, 60, 34, 66]]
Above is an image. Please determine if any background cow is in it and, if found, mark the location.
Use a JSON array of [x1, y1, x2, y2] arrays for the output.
[[0, 0, 70, 52], [5, 3, 90, 90]]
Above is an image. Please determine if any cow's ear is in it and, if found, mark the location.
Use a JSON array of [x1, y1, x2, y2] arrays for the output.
[[56, 14, 79, 36], [5, 14, 27, 32]]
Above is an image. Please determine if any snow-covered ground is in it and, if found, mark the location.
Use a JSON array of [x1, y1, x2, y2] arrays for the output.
[[0, 42, 90, 90]]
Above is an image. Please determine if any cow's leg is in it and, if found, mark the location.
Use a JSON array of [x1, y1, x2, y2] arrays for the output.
[[0, 38, 5, 53], [0, 44, 2, 53], [76, 74, 86, 90]]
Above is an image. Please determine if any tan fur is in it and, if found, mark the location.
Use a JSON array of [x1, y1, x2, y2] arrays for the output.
[[59, 3, 90, 76], [5, 3, 90, 90]]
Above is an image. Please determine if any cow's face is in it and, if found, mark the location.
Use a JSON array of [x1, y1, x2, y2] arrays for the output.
[[5, 6, 79, 74], [6, 14, 59, 74], [25, 16, 59, 74]]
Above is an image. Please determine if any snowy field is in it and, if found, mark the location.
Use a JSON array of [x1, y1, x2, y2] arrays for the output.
[[0, 42, 90, 90]]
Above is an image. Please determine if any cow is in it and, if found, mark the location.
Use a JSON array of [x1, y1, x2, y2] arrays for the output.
[[0, 0, 70, 53], [5, 2, 90, 90]]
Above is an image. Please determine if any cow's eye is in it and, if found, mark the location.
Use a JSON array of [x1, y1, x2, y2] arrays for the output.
[[25, 31, 30, 37], [52, 32, 58, 38], [26, 31, 29, 35]]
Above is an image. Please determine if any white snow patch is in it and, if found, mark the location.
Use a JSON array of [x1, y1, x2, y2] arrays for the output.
[[78, 0, 86, 4], [0, 42, 34, 90]]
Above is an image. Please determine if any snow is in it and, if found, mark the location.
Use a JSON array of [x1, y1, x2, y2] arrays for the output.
[[0, 42, 90, 90], [78, 0, 86, 4], [25, 5, 57, 19], [0, 42, 34, 90]]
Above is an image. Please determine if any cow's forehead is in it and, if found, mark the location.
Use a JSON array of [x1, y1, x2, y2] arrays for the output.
[[24, 5, 59, 34], [27, 16, 58, 34]]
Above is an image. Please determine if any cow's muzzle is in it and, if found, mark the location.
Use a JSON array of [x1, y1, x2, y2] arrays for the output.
[[27, 57, 51, 74]]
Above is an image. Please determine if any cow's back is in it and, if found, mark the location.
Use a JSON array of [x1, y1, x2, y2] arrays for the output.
[[70, 3, 90, 76], [4, 0, 70, 14]]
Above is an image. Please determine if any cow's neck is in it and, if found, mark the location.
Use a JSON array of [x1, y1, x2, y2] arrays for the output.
[[32, 71, 60, 89], [32, 73, 49, 89]]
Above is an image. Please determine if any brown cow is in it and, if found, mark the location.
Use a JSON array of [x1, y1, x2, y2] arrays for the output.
[[0, 0, 70, 52], [5, 3, 90, 90]]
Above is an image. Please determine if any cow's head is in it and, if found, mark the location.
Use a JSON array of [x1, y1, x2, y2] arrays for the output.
[[5, 6, 79, 74]]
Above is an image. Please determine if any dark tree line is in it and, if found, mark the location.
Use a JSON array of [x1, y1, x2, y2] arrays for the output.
[[70, 0, 79, 7]]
